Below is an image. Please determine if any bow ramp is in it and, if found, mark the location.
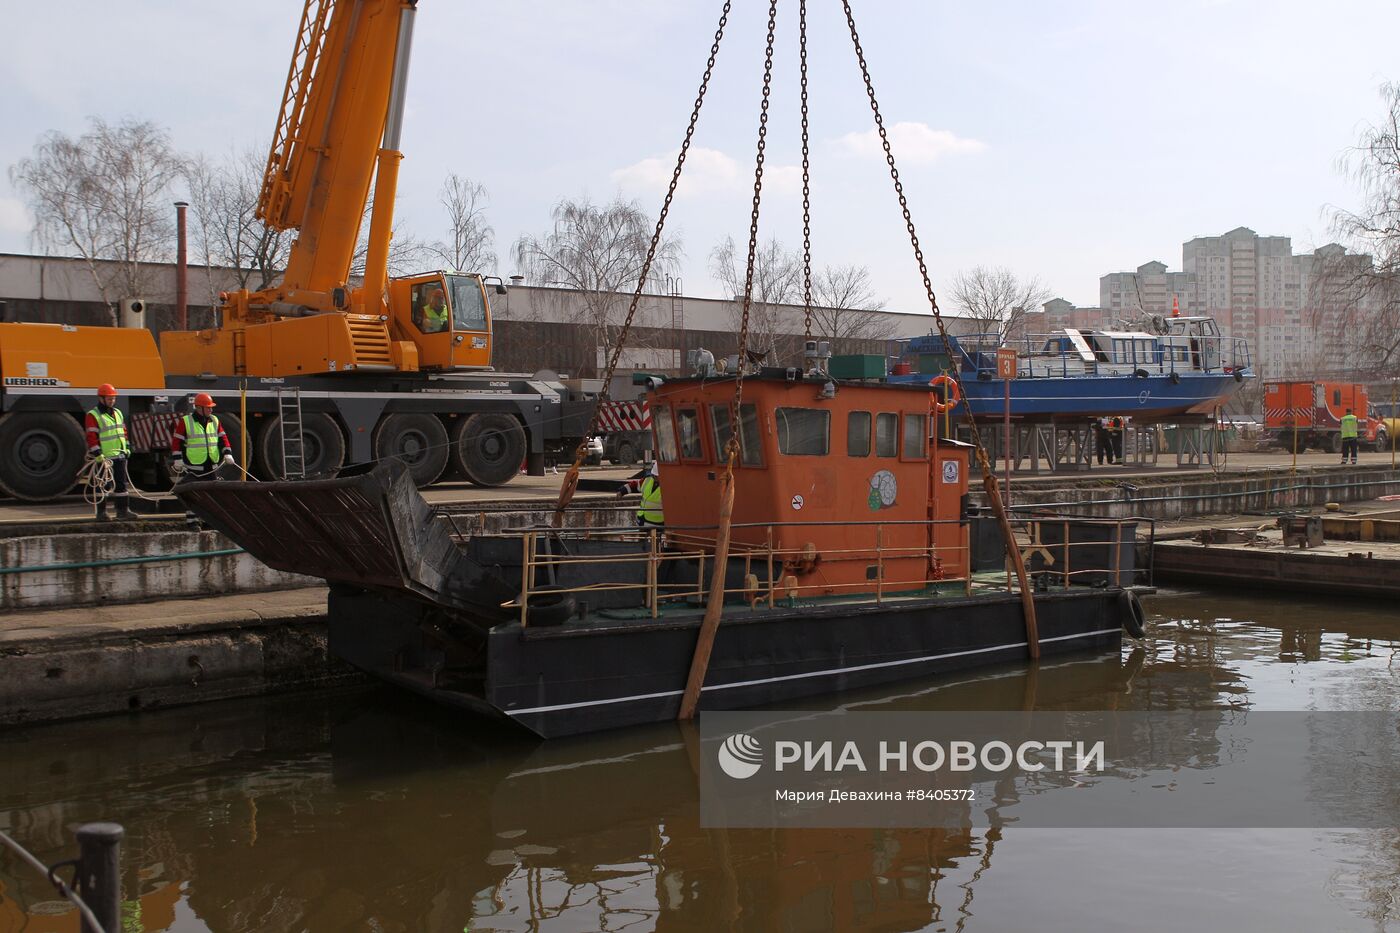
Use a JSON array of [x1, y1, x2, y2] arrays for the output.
[[175, 460, 515, 619]]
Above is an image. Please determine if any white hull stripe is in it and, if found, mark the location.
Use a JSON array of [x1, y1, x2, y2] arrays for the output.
[[503, 626, 1123, 717]]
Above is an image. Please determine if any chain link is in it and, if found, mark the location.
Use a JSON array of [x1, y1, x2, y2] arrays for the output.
[[554, 1, 733, 522], [838, 0, 992, 465], [726, 0, 782, 465], [799, 0, 814, 343]]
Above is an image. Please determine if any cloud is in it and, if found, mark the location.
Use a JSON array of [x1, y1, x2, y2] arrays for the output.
[[0, 197, 32, 236], [611, 147, 800, 198], [836, 122, 987, 163]]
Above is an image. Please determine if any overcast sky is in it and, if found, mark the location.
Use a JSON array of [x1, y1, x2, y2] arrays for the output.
[[2, 0, 1396, 321]]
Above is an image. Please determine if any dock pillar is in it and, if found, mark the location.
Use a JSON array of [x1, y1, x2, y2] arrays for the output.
[[76, 822, 123, 933]]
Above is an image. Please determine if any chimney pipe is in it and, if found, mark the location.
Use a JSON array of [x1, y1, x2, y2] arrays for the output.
[[175, 201, 189, 330]]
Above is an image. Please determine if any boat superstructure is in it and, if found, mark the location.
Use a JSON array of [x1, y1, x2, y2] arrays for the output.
[[893, 315, 1253, 419]]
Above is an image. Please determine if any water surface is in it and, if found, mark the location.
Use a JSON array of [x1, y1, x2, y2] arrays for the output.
[[1, 587, 1398, 931]]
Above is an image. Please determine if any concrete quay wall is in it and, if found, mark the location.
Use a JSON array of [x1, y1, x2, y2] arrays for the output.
[[0, 589, 350, 728], [977, 465, 1400, 521]]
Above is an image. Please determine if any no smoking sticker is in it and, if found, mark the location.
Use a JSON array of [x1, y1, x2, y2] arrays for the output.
[[791, 494, 804, 510]]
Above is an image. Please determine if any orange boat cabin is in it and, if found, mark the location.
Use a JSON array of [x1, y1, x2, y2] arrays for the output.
[[648, 374, 971, 600]]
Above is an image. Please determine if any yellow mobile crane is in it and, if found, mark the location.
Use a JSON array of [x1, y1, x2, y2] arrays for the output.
[[0, 0, 590, 500]]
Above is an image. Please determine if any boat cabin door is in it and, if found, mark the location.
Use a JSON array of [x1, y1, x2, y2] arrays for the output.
[[1193, 320, 1220, 371]]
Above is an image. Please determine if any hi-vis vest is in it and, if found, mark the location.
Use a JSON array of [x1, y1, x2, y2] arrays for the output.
[[182, 414, 222, 465], [88, 407, 129, 457], [638, 475, 664, 526], [425, 303, 449, 331], [1341, 414, 1359, 439]]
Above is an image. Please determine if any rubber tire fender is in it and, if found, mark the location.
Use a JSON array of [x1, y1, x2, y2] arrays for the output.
[[526, 584, 577, 627], [1119, 589, 1147, 638]]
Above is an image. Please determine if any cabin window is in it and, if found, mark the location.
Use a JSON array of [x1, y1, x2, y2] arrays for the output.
[[653, 405, 678, 463], [676, 407, 705, 461], [446, 275, 488, 331], [847, 411, 872, 457], [776, 407, 830, 456], [710, 403, 763, 466], [410, 281, 451, 334], [875, 413, 898, 457], [1333, 389, 1342, 407], [902, 414, 928, 460]]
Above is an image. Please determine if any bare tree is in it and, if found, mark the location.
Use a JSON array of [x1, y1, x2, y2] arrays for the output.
[[514, 196, 680, 375], [1326, 81, 1400, 373], [709, 236, 802, 363], [948, 265, 1052, 344], [10, 117, 186, 324], [432, 173, 495, 273], [809, 263, 895, 351], [183, 146, 291, 306]]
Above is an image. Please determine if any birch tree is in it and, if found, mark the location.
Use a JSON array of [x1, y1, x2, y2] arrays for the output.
[[514, 196, 680, 375], [948, 265, 1051, 344], [10, 117, 185, 324]]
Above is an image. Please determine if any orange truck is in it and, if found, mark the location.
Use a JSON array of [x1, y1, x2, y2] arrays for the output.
[[0, 0, 595, 501], [1263, 381, 1388, 453]]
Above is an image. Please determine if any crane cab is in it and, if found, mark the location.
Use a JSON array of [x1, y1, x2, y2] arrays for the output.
[[388, 272, 496, 370]]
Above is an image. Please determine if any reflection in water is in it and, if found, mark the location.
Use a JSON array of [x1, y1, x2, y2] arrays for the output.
[[0, 587, 1396, 931]]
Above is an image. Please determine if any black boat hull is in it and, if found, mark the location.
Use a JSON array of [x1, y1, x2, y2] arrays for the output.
[[329, 588, 1125, 738]]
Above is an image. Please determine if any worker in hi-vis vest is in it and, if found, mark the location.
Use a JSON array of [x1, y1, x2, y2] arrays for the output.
[[1340, 408, 1360, 465], [423, 287, 449, 333], [170, 392, 234, 527], [619, 461, 664, 528], [85, 383, 133, 520]]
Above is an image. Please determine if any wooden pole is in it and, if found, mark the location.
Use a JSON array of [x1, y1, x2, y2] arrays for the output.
[[678, 456, 737, 720], [979, 448, 1039, 658]]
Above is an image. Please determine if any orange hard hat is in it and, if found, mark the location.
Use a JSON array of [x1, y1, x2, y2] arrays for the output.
[[98, 383, 117, 397], [193, 392, 215, 408]]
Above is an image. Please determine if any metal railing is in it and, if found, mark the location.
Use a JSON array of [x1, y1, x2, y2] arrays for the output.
[[950, 331, 1253, 379], [498, 514, 1149, 626]]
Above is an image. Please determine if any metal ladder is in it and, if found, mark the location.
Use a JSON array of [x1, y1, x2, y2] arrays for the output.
[[276, 387, 306, 480]]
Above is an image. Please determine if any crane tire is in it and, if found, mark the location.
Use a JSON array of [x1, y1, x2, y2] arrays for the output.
[[450, 412, 525, 487], [256, 412, 345, 479], [373, 413, 449, 488], [0, 411, 87, 501], [1119, 589, 1147, 639]]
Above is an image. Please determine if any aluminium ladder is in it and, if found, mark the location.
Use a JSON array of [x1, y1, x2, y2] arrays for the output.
[[275, 387, 306, 480]]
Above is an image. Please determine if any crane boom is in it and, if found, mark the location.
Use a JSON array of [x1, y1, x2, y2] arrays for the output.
[[251, 0, 415, 309]]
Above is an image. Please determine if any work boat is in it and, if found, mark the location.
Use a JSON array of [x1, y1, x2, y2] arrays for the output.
[[891, 315, 1253, 419], [179, 359, 1143, 738]]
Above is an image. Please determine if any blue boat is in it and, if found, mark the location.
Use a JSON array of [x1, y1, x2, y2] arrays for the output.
[[889, 315, 1253, 420]]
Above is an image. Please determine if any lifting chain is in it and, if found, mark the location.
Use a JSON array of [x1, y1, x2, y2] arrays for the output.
[[839, 0, 1040, 655], [799, 0, 814, 344], [728, 0, 782, 463], [838, 0, 989, 458], [553, 0, 734, 525]]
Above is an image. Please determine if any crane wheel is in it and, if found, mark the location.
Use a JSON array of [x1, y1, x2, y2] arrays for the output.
[[373, 413, 449, 488], [255, 412, 345, 480], [450, 413, 526, 487], [0, 411, 87, 501], [612, 439, 638, 466]]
